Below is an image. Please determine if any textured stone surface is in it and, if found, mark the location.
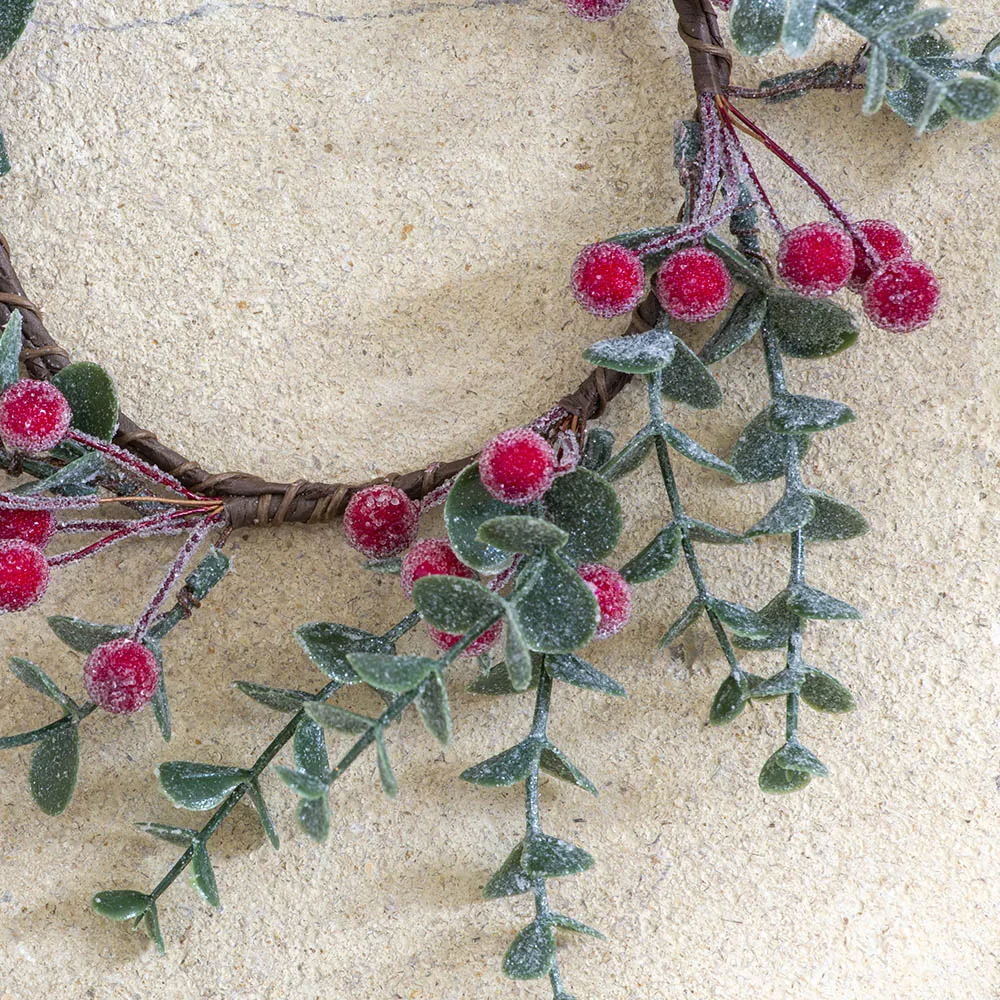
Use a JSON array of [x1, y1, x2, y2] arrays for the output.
[[0, 2, 999, 998]]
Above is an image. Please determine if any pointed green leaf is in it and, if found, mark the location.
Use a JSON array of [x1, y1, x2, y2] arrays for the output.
[[914, 80, 947, 135], [581, 427, 614, 471], [543, 466, 623, 563], [863, 46, 889, 114], [144, 902, 165, 954], [134, 822, 197, 846], [539, 745, 597, 795], [730, 408, 809, 483], [800, 667, 856, 713], [444, 462, 518, 574], [374, 728, 397, 799], [234, 681, 311, 713], [46, 616, 129, 653], [599, 426, 655, 482], [483, 842, 532, 899], [767, 292, 860, 358], [477, 515, 568, 555], [415, 670, 451, 748], [700, 290, 767, 364], [621, 523, 682, 584], [297, 796, 330, 842], [885, 34, 954, 132], [274, 765, 329, 799], [707, 598, 771, 638], [411, 575, 504, 635], [50, 361, 119, 441], [732, 589, 797, 651], [468, 656, 541, 695], [247, 778, 280, 849], [460, 737, 542, 787], [183, 547, 230, 600], [659, 337, 723, 409], [883, 7, 950, 39], [786, 583, 861, 620], [684, 518, 747, 544], [0, 309, 22, 392], [9, 657, 73, 709], [295, 622, 389, 684], [704, 235, 771, 290], [583, 325, 676, 374], [782, 0, 819, 57], [745, 491, 816, 537], [522, 833, 594, 877], [503, 618, 534, 692], [659, 598, 704, 647], [749, 668, 802, 700], [304, 702, 375, 734], [550, 913, 605, 939], [92, 889, 151, 922], [802, 491, 869, 541], [768, 394, 855, 434], [294, 716, 329, 776], [29, 722, 79, 815], [709, 672, 750, 725], [660, 422, 739, 479], [14, 449, 105, 496], [348, 652, 438, 694], [147, 640, 171, 743], [503, 919, 556, 980], [545, 653, 625, 697], [510, 555, 598, 653], [775, 739, 829, 777], [157, 761, 249, 810], [190, 842, 219, 908], [731, 0, 787, 57], [759, 749, 813, 793]]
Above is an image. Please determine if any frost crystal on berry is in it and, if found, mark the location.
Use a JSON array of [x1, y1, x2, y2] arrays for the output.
[[571, 243, 646, 318], [0, 379, 72, 454], [84, 638, 160, 714], [654, 246, 732, 323], [577, 563, 632, 638], [848, 219, 912, 293], [478, 428, 556, 506], [0, 508, 56, 548], [862, 259, 940, 333], [428, 620, 502, 657], [0, 538, 50, 613], [561, 0, 632, 22], [343, 484, 419, 559], [400, 538, 473, 599], [777, 222, 854, 298]]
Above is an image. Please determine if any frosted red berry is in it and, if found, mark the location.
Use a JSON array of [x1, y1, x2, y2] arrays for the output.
[[428, 620, 503, 657], [848, 219, 912, 293], [343, 484, 419, 559], [862, 259, 940, 333], [400, 538, 473, 599], [577, 563, 632, 639], [561, 0, 632, 22], [0, 379, 72, 454], [84, 638, 160, 714], [654, 247, 732, 323], [0, 508, 55, 548], [571, 243, 646, 318], [479, 428, 556, 507], [777, 222, 854, 298], [0, 538, 50, 612]]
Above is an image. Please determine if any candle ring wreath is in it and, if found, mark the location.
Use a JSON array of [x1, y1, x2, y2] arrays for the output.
[[0, 0, 997, 995]]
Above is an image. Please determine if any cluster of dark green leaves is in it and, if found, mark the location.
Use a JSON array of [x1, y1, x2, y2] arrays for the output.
[[729, 0, 1000, 134]]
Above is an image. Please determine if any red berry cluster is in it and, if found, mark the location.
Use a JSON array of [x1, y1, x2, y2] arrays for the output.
[[84, 638, 160, 714], [0, 379, 72, 454]]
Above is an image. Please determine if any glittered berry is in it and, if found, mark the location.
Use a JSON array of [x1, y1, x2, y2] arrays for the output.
[[561, 0, 632, 22], [777, 222, 854, 298], [577, 563, 632, 639], [400, 538, 474, 599], [571, 243, 646, 318], [848, 219, 912, 293], [478, 428, 556, 507], [0, 508, 55, 548], [428, 620, 503, 657], [0, 538, 50, 613], [0, 379, 72, 454], [343, 484, 419, 559], [84, 638, 160, 715], [862, 259, 940, 333], [654, 247, 732, 323]]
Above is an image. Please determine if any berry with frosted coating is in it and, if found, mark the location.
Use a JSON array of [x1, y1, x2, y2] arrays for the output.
[[577, 563, 632, 639], [0, 379, 72, 453], [862, 260, 940, 333], [0, 508, 56, 548], [428, 620, 503, 657], [343, 484, 419, 559], [848, 219, 912, 293], [0, 538, 50, 613], [479, 428, 556, 506], [571, 243, 646, 318], [777, 222, 854, 298], [654, 246, 732, 322], [84, 638, 160, 714], [561, 0, 633, 23], [400, 538, 474, 599]]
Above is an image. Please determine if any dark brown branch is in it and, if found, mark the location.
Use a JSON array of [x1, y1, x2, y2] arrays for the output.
[[672, 0, 732, 95]]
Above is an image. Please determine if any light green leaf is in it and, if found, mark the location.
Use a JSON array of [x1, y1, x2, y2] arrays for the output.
[[295, 622, 389, 684], [658, 598, 704, 647], [304, 701, 375, 734], [9, 657, 73, 709], [460, 737, 542, 787], [503, 618, 534, 692], [786, 583, 861, 620], [782, 0, 819, 57], [348, 652, 439, 694], [46, 616, 129, 653], [444, 463, 517, 574], [945, 75, 1000, 122], [274, 765, 329, 799], [745, 490, 816, 537], [134, 822, 197, 846], [374, 728, 397, 799], [233, 681, 311, 713], [731, 0, 786, 56], [545, 653, 625, 697], [297, 796, 330, 842], [415, 670, 451, 748], [660, 422, 739, 479], [247, 778, 280, 850], [863, 46, 889, 114], [550, 913, 605, 939], [768, 394, 855, 434], [411, 575, 504, 636], [684, 518, 747, 544], [477, 515, 568, 555], [522, 833, 594, 877], [583, 325, 677, 374]]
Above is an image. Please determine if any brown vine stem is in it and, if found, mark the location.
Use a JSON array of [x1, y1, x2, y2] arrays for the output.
[[0, 0, 724, 530]]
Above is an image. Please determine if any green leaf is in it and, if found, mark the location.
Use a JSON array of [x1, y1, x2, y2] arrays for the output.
[[745, 491, 816, 537], [247, 778, 280, 850], [134, 822, 197, 846], [732, 590, 797, 652], [468, 656, 541, 695], [551, 913, 605, 939], [144, 902, 165, 954], [297, 796, 330, 842], [348, 652, 438, 694], [800, 666, 856, 712], [539, 744, 597, 795], [885, 34, 954, 132], [444, 463, 518, 574], [460, 737, 542, 787], [767, 292, 859, 358], [415, 670, 451, 748], [913, 80, 947, 135], [659, 598, 704, 647], [659, 337, 723, 409], [274, 765, 329, 799], [14, 450, 106, 496], [768, 394, 855, 434], [522, 833, 594, 877], [545, 653, 625, 697], [503, 919, 556, 980], [775, 739, 828, 777], [0, 127, 8, 177], [581, 427, 614, 471], [46, 616, 129, 653], [802, 491, 869, 541], [660, 422, 738, 479], [9, 657, 73, 709], [758, 749, 813, 793], [945, 75, 1000, 122], [543, 466, 623, 563], [621, 524, 683, 585], [29, 722, 79, 815], [684, 518, 746, 544], [863, 46, 890, 114], [729, 408, 809, 483], [183, 547, 230, 600], [786, 583, 861, 620], [477, 515, 567, 555], [707, 598, 771, 638], [0, 309, 22, 392], [840, 0, 917, 31], [599, 426, 655, 482], [92, 889, 151, 922], [583, 325, 676, 374], [412, 576, 504, 636], [731, 0, 788, 56], [157, 761, 249, 810], [782, 0, 819, 57], [709, 672, 751, 725], [883, 7, 950, 39], [294, 716, 329, 777], [510, 555, 598, 653], [483, 842, 532, 899], [233, 681, 311, 713], [295, 622, 389, 684], [374, 728, 397, 799], [704, 234, 770, 290], [503, 618, 535, 692], [0, 0, 36, 62], [148, 642, 170, 743], [50, 362, 119, 441], [190, 842, 219, 907], [304, 702, 375, 734], [749, 668, 802, 700], [700, 290, 767, 364]]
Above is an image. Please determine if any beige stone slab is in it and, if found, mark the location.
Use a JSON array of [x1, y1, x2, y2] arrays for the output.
[[1, 1, 999, 998]]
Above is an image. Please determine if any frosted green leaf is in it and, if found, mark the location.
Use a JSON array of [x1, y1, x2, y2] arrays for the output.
[[730, 409, 809, 483], [522, 833, 594, 877], [882, 7, 950, 39], [704, 234, 771, 289], [233, 681, 311, 713], [840, 0, 917, 32], [134, 822, 197, 846], [782, 0, 819, 57], [863, 47, 889, 114], [304, 702, 375, 735], [274, 765, 329, 799], [9, 657, 73, 709], [157, 761, 249, 810], [297, 796, 330, 842], [581, 427, 614, 471], [15, 450, 106, 496], [621, 523, 682, 584], [468, 657, 541, 695], [684, 519, 746, 544], [503, 919, 556, 980], [758, 750, 813, 793], [732, 589, 797, 652], [550, 913, 605, 939], [247, 779, 279, 850], [945, 75, 1000, 122], [184, 548, 230, 600], [800, 667, 856, 712], [47, 616, 129, 653], [767, 291, 859, 358], [147, 641, 170, 744], [295, 622, 388, 684], [699, 290, 767, 364], [477, 515, 568, 555], [0, 309, 21, 391], [510, 554, 599, 653], [802, 491, 869, 541], [92, 890, 151, 922], [294, 717, 329, 777], [659, 337, 723, 409], [503, 618, 534, 692], [483, 842, 532, 899], [786, 583, 861, 620], [144, 903, 165, 954], [707, 598, 771, 639], [775, 739, 829, 777], [749, 668, 802, 700], [460, 737, 542, 787], [768, 394, 854, 434], [51, 362, 119, 441], [29, 722, 79, 816], [538, 745, 597, 795], [0, 0, 35, 62], [545, 653, 625, 696], [583, 325, 676, 374], [543, 466, 622, 563], [660, 422, 739, 479], [658, 598, 704, 647], [190, 842, 220, 908], [709, 672, 751, 725], [745, 490, 815, 538], [444, 463, 517, 573], [374, 729, 397, 799], [415, 670, 451, 748], [411, 575, 503, 634], [731, 0, 786, 55], [885, 34, 955, 132], [599, 426, 655, 482]]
